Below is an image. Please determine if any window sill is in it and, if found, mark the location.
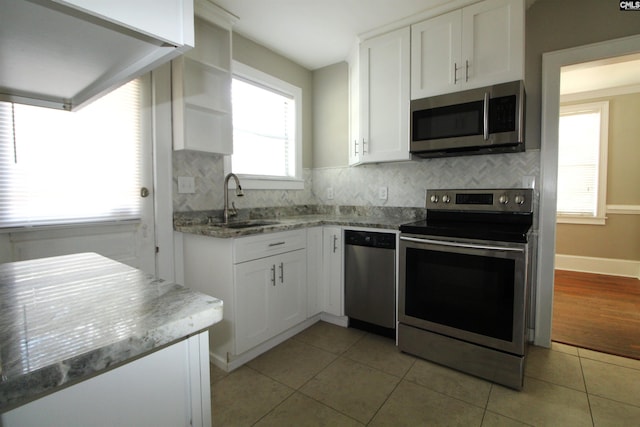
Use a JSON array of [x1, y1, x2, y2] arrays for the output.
[[556, 215, 606, 225]]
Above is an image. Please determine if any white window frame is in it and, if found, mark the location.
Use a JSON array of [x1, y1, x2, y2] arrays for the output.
[[224, 61, 303, 190], [556, 101, 609, 225]]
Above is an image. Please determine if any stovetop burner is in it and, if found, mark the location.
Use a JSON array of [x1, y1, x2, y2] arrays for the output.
[[400, 188, 534, 243]]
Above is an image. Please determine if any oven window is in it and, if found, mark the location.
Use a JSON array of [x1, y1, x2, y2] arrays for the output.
[[404, 248, 515, 342]]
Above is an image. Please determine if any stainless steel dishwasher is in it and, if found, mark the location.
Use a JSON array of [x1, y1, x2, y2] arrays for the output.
[[344, 230, 396, 337]]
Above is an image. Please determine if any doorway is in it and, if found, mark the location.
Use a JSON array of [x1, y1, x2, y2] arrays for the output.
[[536, 34, 640, 349]]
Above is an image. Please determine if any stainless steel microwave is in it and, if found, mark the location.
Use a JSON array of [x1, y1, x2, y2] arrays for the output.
[[410, 80, 525, 158]]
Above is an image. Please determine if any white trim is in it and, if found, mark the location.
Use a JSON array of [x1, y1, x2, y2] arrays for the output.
[[211, 316, 321, 372], [607, 204, 640, 215], [555, 254, 640, 279], [226, 61, 303, 190], [560, 83, 640, 103], [320, 313, 350, 327], [556, 215, 606, 225], [358, 0, 480, 41], [539, 33, 640, 348], [151, 62, 176, 282]]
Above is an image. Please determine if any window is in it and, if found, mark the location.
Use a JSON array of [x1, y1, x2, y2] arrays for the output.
[[557, 101, 609, 224], [227, 61, 303, 190], [0, 79, 145, 228]]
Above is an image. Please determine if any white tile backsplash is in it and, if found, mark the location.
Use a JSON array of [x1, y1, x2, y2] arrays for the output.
[[173, 149, 540, 211], [313, 151, 541, 207]]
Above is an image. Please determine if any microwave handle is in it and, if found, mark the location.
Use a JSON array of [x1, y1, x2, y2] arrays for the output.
[[483, 92, 489, 141]]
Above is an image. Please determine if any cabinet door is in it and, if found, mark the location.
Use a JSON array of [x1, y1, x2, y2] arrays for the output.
[[348, 45, 363, 166], [306, 228, 324, 317], [274, 249, 307, 334], [461, 0, 524, 89], [234, 257, 273, 354], [411, 10, 462, 99], [359, 27, 411, 163], [323, 227, 343, 317]]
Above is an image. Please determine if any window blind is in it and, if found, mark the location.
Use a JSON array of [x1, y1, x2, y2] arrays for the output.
[[557, 110, 601, 216], [0, 79, 143, 228], [231, 77, 295, 178]]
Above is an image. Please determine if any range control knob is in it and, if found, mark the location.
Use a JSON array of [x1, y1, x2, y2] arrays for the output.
[[514, 195, 525, 205], [498, 195, 509, 205], [430, 195, 439, 203], [442, 194, 451, 203]]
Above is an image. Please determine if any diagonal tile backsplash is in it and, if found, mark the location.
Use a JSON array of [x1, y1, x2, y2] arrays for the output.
[[312, 150, 540, 207], [173, 149, 540, 211]]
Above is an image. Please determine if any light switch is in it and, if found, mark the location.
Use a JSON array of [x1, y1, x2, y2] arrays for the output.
[[178, 176, 195, 194]]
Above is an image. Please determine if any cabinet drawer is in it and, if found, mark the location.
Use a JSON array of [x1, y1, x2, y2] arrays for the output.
[[234, 230, 306, 264]]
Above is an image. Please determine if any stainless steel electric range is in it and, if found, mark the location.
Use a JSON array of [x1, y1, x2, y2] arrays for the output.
[[398, 188, 534, 390]]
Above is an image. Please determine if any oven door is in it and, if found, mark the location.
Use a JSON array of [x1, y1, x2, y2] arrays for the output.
[[399, 234, 528, 355]]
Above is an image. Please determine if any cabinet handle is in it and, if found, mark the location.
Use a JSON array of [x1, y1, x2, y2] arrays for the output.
[[483, 92, 490, 141], [333, 235, 338, 253], [268, 242, 285, 247], [271, 265, 276, 286], [454, 62, 458, 84], [465, 60, 469, 82], [354, 140, 359, 156], [362, 138, 367, 153], [279, 262, 284, 283]]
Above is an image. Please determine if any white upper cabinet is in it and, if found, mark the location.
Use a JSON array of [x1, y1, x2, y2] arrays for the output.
[[172, 3, 235, 153], [411, 0, 524, 99], [347, 46, 363, 166], [357, 27, 411, 164], [0, 0, 194, 111]]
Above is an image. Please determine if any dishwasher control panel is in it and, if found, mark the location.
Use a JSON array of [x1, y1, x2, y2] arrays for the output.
[[344, 230, 396, 249]]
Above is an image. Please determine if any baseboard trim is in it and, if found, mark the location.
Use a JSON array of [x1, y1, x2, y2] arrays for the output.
[[210, 315, 323, 372], [320, 312, 349, 327], [555, 254, 640, 279]]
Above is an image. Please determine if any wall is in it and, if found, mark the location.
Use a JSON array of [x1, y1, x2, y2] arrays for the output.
[[313, 62, 348, 168], [233, 34, 313, 169], [556, 92, 640, 261], [524, 0, 640, 149], [173, 33, 315, 212]]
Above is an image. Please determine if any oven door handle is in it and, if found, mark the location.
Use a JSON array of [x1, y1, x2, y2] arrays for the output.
[[400, 236, 524, 253]]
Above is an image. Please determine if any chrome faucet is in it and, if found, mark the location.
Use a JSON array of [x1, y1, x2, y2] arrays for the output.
[[223, 173, 244, 223]]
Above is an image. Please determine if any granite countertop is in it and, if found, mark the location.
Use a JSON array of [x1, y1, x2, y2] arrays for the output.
[[0, 253, 223, 412], [174, 205, 427, 238]]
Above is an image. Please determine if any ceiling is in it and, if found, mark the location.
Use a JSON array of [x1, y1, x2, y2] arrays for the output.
[[561, 53, 640, 95], [213, 0, 469, 70]]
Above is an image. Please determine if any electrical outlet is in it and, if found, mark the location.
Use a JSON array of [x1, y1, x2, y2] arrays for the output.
[[378, 186, 388, 200], [327, 187, 334, 200], [177, 176, 195, 194]]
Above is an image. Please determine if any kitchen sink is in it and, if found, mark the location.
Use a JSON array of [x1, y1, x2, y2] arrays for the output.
[[212, 220, 280, 229]]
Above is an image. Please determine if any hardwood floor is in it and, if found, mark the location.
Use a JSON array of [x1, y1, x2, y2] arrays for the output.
[[552, 269, 640, 360]]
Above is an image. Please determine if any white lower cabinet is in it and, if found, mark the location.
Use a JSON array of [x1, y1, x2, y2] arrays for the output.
[[2, 332, 211, 427], [235, 249, 307, 354], [182, 229, 308, 370], [323, 227, 343, 317], [306, 227, 324, 317], [183, 226, 349, 371]]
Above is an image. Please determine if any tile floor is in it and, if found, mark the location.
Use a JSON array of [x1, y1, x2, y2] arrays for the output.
[[210, 321, 640, 426]]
